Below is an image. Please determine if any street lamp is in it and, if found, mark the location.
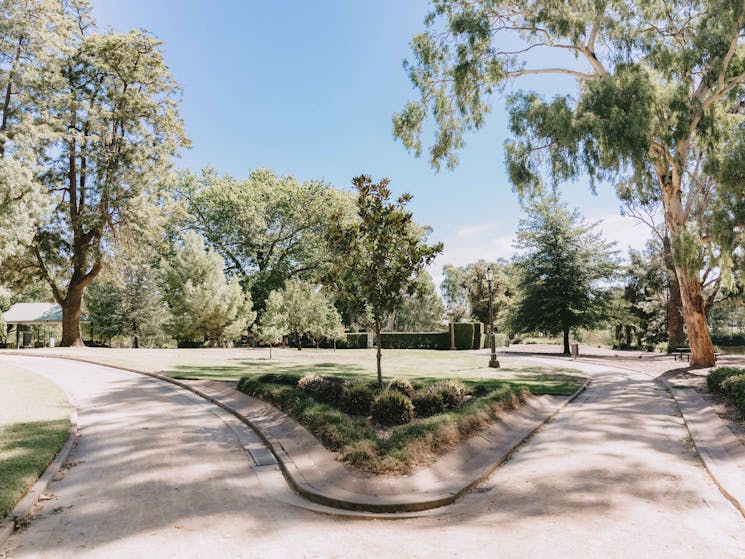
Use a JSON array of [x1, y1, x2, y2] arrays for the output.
[[486, 266, 500, 368]]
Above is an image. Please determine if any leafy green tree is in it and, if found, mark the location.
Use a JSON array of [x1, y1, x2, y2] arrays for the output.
[[85, 267, 170, 348], [394, 0, 745, 366], [440, 261, 511, 326], [325, 175, 443, 388], [440, 264, 470, 321], [173, 168, 354, 314], [260, 279, 344, 350], [0, 0, 66, 267], [162, 232, 255, 345], [506, 197, 619, 354], [2, 3, 188, 346], [388, 271, 445, 332], [612, 242, 669, 349]]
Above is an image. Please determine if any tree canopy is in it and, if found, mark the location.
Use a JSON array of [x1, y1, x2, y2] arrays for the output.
[[325, 175, 443, 387], [173, 168, 354, 314], [506, 196, 619, 354], [1, 1, 188, 345], [387, 271, 445, 332], [260, 279, 344, 350], [395, 0, 745, 365], [162, 232, 255, 345]]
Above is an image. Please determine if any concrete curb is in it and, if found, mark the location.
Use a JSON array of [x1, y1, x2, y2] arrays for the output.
[[659, 377, 745, 519], [4, 352, 588, 514], [0, 407, 78, 548], [511, 351, 745, 520]]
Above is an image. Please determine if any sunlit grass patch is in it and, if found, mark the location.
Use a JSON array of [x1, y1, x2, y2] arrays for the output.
[[0, 368, 71, 519]]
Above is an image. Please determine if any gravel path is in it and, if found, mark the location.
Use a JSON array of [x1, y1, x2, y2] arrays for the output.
[[1, 354, 744, 559]]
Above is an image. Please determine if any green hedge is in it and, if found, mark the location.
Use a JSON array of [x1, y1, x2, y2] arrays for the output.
[[453, 322, 474, 350], [318, 333, 371, 349], [712, 333, 745, 346], [707, 367, 745, 415], [473, 322, 484, 349], [380, 331, 450, 350]]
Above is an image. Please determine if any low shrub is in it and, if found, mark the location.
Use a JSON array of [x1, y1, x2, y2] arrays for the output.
[[297, 374, 347, 406], [387, 378, 415, 398], [298, 373, 324, 392], [314, 378, 347, 406], [256, 373, 302, 386], [430, 379, 467, 409], [343, 382, 375, 416], [706, 367, 745, 393], [720, 374, 745, 399], [371, 388, 414, 426], [412, 390, 445, 417]]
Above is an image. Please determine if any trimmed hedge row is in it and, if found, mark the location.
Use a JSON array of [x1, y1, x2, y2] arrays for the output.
[[319, 323, 487, 351], [380, 331, 450, 350], [473, 322, 484, 350], [318, 332, 371, 349], [452, 322, 474, 350], [712, 333, 745, 346]]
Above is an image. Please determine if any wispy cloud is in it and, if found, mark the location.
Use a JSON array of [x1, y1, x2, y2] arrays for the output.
[[427, 213, 654, 290]]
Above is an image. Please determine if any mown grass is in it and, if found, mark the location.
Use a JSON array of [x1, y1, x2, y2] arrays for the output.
[[0, 368, 70, 519], [236, 371, 583, 474]]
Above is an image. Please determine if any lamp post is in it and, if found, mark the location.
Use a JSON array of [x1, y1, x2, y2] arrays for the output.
[[486, 266, 500, 368]]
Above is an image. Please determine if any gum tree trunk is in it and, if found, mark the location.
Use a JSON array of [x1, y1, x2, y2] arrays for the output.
[[662, 235, 685, 351], [658, 161, 716, 367], [676, 269, 716, 367]]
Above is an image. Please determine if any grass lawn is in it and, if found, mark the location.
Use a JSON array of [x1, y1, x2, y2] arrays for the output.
[[1, 347, 583, 475], [0, 366, 70, 520]]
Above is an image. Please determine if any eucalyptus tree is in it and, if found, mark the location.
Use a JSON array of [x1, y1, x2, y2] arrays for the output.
[[324, 175, 443, 388], [394, 0, 745, 366], [174, 168, 355, 314], [2, 2, 188, 346]]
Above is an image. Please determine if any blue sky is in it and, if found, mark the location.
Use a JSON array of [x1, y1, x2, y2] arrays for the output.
[[91, 0, 652, 282]]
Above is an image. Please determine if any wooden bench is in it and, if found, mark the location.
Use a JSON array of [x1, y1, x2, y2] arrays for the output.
[[672, 347, 720, 361]]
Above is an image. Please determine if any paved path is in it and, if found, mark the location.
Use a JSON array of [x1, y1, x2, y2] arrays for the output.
[[1, 355, 744, 558]]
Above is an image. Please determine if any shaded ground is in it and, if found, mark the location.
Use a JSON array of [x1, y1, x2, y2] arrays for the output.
[[501, 343, 745, 447], [1, 354, 744, 558]]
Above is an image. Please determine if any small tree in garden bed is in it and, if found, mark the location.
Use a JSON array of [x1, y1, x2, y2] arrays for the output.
[[324, 175, 443, 388]]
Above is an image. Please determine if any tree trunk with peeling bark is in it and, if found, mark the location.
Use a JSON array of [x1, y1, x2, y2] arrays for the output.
[[659, 171, 716, 367], [662, 235, 686, 352]]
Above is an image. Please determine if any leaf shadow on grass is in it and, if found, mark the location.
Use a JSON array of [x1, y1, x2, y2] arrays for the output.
[[166, 361, 368, 382]]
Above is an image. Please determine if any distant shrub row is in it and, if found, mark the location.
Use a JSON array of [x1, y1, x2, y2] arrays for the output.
[[711, 334, 745, 347], [271, 323, 504, 351]]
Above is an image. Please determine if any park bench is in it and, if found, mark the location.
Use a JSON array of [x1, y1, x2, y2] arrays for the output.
[[672, 347, 720, 361]]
